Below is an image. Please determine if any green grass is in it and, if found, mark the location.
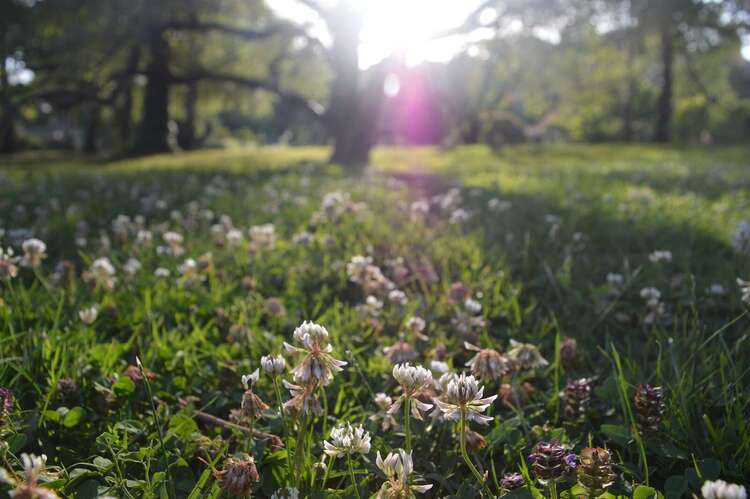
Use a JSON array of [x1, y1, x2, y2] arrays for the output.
[[0, 144, 748, 498]]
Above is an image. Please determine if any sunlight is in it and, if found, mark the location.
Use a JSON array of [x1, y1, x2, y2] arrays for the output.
[[267, 0, 491, 68]]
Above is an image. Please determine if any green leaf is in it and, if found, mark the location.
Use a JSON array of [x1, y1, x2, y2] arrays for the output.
[[113, 376, 136, 396], [633, 485, 658, 499], [664, 475, 688, 499], [600, 424, 631, 446], [63, 406, 87, 428]]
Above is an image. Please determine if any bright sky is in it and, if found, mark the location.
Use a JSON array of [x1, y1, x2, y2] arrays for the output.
[[266, 0, 492, 68]]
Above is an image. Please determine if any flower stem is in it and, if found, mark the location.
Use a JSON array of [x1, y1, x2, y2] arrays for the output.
[[273, 378, 293, 484], [548, 480, 558, 499], [404, 397, 412, 453], [459, 412, 493, 497], [347, 454, 362, 499], [293, 414, 309, 489]]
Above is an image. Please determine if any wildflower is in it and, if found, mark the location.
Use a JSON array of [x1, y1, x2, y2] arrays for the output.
[[79, 306, 98, 325], [563, 378, 592, 423], [264, 297, 287, 317], [507, 339, 549, 370], [56, 377, 80, 406], [283, 321, 347, 386], [577, 447, 616, 497], [370, 393, 399, 431], [435, 373, 496, 424], [488, 198, 512, 212], [161, 231, 185, 257], [406, 316, 427, 340], [560, 336, 578, 368], [464, 342, 512, 381], [501, 472, 526, 490], [462, 429, 488, 451], [292, 231, 313, 246], [282, 380, 322, 416], [124, 364, 155, 384], [213, 454, 259, 497], [123, 257, 142, 277], [701, 480, 747, 499], [271, 487, 300, 499], [154, 267, 170, 278], [0, 247, 19, 280], [731, 221, 750, 255], [640, 287, 661, 304], [261, 354, 286, 376], [383, 340, 417, 365], [21, 238, 47, 268], [633, 384, 665, 437], [606, 272, 624, 288], [737, 278, 750, 305], [323, 423, 371, 457], [389, 364, 434, 420], [464, 298, 482, 314], [707, 284, 726, 296], [0, 453, 60, 499], [87, 257, 117, 290], [249, 223, 276, 251], [240, 369, 269, 421], [448, 282, 470, 304], [226, 228, 243, 247], [528, 441, 574, 484], [388, 289, 408, 306], [648, 250, 672, 263], [376, 449, 432, 498], [0, 386, 13, 424], [429, 360, 449, 375]]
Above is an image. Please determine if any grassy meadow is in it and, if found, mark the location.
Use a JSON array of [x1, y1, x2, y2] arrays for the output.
[[0, 144, 749, 498]]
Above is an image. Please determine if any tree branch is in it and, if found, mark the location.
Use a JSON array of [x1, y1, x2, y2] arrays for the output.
[[171, 70, 326, 121], [163, 20, 301, 40]]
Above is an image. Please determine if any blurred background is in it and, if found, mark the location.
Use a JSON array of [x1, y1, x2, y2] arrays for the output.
[[1, 0, 750, 165]]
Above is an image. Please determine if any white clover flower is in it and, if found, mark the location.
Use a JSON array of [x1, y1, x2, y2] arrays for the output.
[[271, 487, 300, 499], [241, 369, 260, 389], [178, 258, 197, 276], [406, 316, 425, 333], [738, 278, 750, 305], [154, 267, 170, 278], [0, 453, 59, 499], [648, 250, 672, 263], [123, 257, 142, 277], [226, 228, 243, 246], [707, 284, 726, 296], [435, 373, 496, 425], [376, 449, 432, 498], [388, 289, 408, 306], [389, 363, 434, 420], [292, 231, 313, 246], [701, 480, 747, 499], [88, 257, 117, 290], [507, 339, 549, 370], [370, 393, 399, 431], [731, 221, 750, 255], [283, 321, 346, 386], [249, 224, 276, 250], [464, 298, 482, 314], [606, 273, 624, 287], [21, 238, 47, 268], [640, 287, 661, 304], [260, 354, 286, 376], [430, 360, 450, 375], [0, 247, 19, 281], [323, 423, 371, 458], [79, 306, 98, 325]]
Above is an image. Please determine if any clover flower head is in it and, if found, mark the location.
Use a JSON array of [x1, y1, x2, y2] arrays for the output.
[[507, 339, 549, 370], [702, 480, 747, 499], [465, 342, 512, 381], [435, 373, 496, 425], [323, 423, 371, 458], [284, 321, 346, 386], [376, 449, 432, 498], [79, 306, 99, 325], [21, 238, 47, 268], [261, 354, 286, 376]]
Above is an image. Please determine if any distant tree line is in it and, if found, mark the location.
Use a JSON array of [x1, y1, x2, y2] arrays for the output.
[[1, 0, 749, 167]]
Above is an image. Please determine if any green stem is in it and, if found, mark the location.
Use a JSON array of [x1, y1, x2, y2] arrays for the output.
[[404, 397, 412, 453], [321, 455, 334, 492], [347, 454, 362, 499], [549, 480, 558, 499], [139, 360, 176, 499], [273, 378, 293, 484], [293, 414, 309, 489], [459, 411, 493, 498]]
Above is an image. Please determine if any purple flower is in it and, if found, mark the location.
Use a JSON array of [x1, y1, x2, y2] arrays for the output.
[[565, 453, 578, 470]]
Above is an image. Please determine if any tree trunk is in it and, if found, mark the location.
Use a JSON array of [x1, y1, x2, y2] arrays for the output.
[[84, 104, 100, 154], [0, 60, 17, 154], [133, 28, 171, 155], [327, 4, 370, 168], [115, 46, 141, 150], [622, 40, 636, 142], [653, 19, 673, 143], [178, 80, 198, 150]]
